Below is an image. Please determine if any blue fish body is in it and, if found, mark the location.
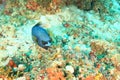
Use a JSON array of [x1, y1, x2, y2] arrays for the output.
[[32, 24, 51, 49]]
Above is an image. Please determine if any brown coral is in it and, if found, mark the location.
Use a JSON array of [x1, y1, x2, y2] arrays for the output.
[[90, 40, 116, 54]]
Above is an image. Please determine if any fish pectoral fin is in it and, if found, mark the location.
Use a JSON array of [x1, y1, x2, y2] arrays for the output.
[[32, 36, 38, 44]]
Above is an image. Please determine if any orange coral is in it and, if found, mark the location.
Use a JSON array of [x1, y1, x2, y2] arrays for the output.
[[0, 75, 7, 80], [26, 1, 39, 11], [8, 60, 17, 68], [46, 67, 65, 80], [52, 0, 61, 5], [0, 75, 13, 80]]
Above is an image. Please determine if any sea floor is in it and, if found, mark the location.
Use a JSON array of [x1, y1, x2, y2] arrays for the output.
[[0, 3, 120, 80]]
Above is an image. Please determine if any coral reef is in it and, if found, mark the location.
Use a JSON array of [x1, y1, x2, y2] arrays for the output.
[[0, 0, 120, 79]]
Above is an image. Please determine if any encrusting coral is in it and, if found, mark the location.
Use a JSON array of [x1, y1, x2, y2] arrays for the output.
[[46, 67, 65, 80], [26, 0, 39, 11], [90, 39, 116, 54], [38, 67, 65, 80]]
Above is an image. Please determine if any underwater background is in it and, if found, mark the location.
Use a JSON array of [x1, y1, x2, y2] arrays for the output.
[[0, 0, 120, 80]]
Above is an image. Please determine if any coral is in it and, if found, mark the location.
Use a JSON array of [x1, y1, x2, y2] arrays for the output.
[[0, 67, 14, 79], [49, 48, 62, 60], [111, 68, 120, 80], [89, 50, 96, 61], [94, 73, 107, 80], [0, 0, 120, 80], [38, 67, 66, 80], [36, 0, 52, 8], [90, 40, 116, 54], [14, 76, 26, 80], [111, 53, 120, 67], [62, 0, 107, 13], [26, 0, 39, 11], [46, 67, 65, 80], [8, 59, 17, 68], [49, 53, 61, 60], [26, 0, 62, 14], [84, 73, 107, 80], [84, 75, 94, 80], [75, 0, 93, 11], [3, 0, 109, 15]]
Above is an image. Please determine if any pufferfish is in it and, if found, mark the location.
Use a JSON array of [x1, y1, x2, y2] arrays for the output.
[[32, 23, 51, 49]]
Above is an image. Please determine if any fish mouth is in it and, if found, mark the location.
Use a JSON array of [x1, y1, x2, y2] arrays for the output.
[[44, 42, 51, 46], [43, 42, 51, 49]]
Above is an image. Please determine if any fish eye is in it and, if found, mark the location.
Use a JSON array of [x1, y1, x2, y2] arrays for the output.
[[49, 39, 52, 43]]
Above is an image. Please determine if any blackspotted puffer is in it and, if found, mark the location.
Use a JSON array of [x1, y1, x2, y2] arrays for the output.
[[32, 24, 51, 49]]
